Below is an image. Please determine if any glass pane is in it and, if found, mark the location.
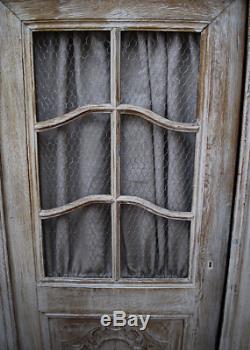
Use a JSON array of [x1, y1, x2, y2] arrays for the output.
[[33, 31, 110, 121], [43, 204, 111, 278], [38, 113, 111, 209], [120, 115, 196, 212], [121, 205, 190, 278], [121, 31, 200, 122]]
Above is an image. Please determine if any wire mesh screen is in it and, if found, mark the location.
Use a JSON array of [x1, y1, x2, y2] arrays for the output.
[[120, 115, 196, 212], [121, 32, 200, 123], [43, 204, 111, 278], [33, 29, 199, 281], [33, 31, 111, 121], [121, 205, 190, 278], [38, 113, 111, 209]]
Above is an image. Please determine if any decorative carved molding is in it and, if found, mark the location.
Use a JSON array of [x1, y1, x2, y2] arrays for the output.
[[61, 325, 176, 350]]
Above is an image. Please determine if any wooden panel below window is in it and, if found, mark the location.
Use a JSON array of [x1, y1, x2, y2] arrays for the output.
[[47, 315, 185, 350]]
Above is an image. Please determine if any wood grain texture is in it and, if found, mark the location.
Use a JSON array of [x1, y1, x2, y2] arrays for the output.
[[118, 105, 200, 132], [0, 3, 42, 349], [37, 286, 195, 314], [35, 103, 199, 132], [0, 164, 17, 349], [47, 315, 185, 350], [193, 1, 247, 349], [38, 278, 192, 287], [25, 1, 246, 348], [187, 28, 210, 294], [0, 0, 247, 349], [117, 196, 194, 220], [219, 3, 250, 349], [26, 20, 207, 32], [40, 195, 114, 219], [110, 29, 121, 281], [35, 104, 113, 131], [2, 0, 232, 22]]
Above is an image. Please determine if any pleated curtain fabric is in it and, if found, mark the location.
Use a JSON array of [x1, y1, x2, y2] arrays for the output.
[[34, 31, 200, 278]]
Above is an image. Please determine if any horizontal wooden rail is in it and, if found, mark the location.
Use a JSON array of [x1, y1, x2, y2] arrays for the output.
[[40, 195, 114, 219], [117, 196, 194, 220], [35, 104, 199, 132], [39, 195, 193, 221], [35, 104, 113, 132], [118, 104, 200, 132]]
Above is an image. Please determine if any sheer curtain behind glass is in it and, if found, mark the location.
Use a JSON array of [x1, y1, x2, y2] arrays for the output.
[[34, 31, 200, 278]]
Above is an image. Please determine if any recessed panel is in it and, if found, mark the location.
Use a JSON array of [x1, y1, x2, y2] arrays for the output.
[[43, 204, 111, 278], [38, 113, 111, 209], [48, 315, 185, 350], [33, 31, 111, 121], [121, 205, 190, 278]]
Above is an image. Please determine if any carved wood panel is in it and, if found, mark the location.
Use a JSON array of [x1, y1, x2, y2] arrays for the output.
[[48, 316, 185, 350]]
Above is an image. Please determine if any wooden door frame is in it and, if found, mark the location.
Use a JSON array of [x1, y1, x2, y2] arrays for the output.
[[219, 3, 250, 349], [0, 1, 248, 349], [0, 168, 17, 349]]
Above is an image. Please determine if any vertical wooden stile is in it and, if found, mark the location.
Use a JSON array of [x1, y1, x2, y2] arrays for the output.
[[111, 28, 121, 280]]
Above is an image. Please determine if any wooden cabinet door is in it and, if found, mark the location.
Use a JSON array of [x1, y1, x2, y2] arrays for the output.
[[0, 1, 247, 349]]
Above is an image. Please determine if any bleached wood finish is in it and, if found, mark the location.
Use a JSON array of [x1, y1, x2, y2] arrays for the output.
[[26, 20, 207, 32], [219, 4, 250, 349], [36, 104, 199, 132], [37, 286, 195, 313], [2, 0, 233, 22], [0, 0, 247, 349], [110, 29, 121, 281], [38, 278, 191, 287], [40, 194, 194, 221], [47, 314, 186, 349], [192, 1, 247, 349], [40, 195, 114, 219], [187, 27, 209, 310], [35, 104, 113, 131], [118, 105, 200, 132], [0, 165, 17, 349], [0, 3, 42, 349], [117, 196, 194, 220], [23, 22, 46, 284]]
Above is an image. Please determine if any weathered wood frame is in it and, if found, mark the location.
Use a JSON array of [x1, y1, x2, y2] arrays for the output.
[[0, 1, 247, 349], [0, 161, 18, 349], [219, 3, 250, 349], [27, 23, 201, 285]]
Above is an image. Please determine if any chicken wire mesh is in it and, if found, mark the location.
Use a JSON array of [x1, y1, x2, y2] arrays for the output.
[[33, 30, 199, 279], [121, 31, 200, 123], [33, 31, 111, 121], [120, 115, 196, 212], [43, 204, 111, 278], [38, 113, 111, 209], [121, 205, 190, 278]]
